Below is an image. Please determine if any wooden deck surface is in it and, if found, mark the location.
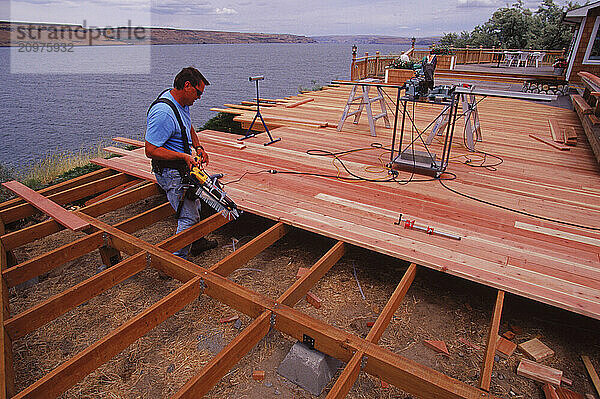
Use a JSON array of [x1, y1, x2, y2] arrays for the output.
[[99, 84, 600, 320]]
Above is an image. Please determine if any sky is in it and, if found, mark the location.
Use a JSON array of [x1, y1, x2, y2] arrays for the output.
[[1, 0, 573, 37]]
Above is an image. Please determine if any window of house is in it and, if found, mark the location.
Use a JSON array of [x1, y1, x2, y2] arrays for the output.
[[584, 16, 600, 64]]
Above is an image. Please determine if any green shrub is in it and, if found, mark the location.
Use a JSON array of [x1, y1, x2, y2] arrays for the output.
[[201, 112, 246, 135], [389, 59, 416, 70]]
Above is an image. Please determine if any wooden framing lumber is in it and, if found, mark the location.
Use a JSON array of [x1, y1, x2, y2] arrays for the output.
[[0, 173, 134, 224], [171, 311, 272, 399], [328, 263, 417, 398], [209, 222, 288, 277], [571, 94, 593, 115], [1, 182, 160, 251], [111, 136, 144, 147], [0, 220, 14, 398], [2, 181, 90, 231], [5, 254, 146, 340], [13, 277, 201, 399], [279, 241, 345, 306], [2, 201, 172, 288], [85, 179, 144, 206], [548, 120, 564, 143], [581, 355, 600, 397], [366, 263, 417, 343], [75, 213, 497, 399], [286, 98, 314, 108], [0, 168, 114, 213], [529, 134, 571, 151], [176, 241, 345, 397], [516, 358, 562, 386], [479, 290, 505, 391], [326, 352, 363, 399], [3, 211, 226, 341]]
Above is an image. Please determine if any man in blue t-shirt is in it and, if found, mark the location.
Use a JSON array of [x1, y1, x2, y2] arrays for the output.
[[145, 67, 216, 259]]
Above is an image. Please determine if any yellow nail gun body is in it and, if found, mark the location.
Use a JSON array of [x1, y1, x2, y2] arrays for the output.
[[186, 165, 241, 220]]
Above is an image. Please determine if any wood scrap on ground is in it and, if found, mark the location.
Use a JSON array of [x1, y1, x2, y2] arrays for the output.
[[517, 358, 562, 386], [423, 340, 449, 356], [518, 338, 554, 361], [496, 335, 517, 358], [582, 355, 600, 397]]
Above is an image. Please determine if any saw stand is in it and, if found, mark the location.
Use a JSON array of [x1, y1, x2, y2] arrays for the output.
[[337, 78, 391, 137], [425, 92, 481, 151], [238, 75, 281, 146]]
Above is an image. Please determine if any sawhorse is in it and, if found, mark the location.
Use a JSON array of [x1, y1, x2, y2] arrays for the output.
[[425, 93, 481, 151], [337, 79, 391, 136]]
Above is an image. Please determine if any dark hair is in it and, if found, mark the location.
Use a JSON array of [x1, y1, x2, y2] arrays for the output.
[[173, 67, 210, 90]]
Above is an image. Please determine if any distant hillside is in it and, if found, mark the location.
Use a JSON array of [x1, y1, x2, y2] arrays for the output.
[[0, 21, 316, 46], [311, 35, 439, 45]]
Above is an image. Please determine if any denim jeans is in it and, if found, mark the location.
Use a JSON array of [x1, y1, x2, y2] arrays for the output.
[[155, 168, 201, 259]]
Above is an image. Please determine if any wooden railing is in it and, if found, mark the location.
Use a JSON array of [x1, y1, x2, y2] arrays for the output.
[[350, 47, 566, 81]]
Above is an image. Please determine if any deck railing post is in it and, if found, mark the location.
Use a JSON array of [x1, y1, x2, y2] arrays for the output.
[[364, 52, 368, 79], [375, 51, 380, 77], [0, 217, 15, 398], [351, 45, 357, 81], [479, 45, 483, 64]]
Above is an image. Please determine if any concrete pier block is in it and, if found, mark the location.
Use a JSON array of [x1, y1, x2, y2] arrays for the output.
[[277, 341, 342, 396]]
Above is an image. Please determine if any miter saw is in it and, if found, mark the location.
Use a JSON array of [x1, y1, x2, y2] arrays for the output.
[[178, 159, 241, 220]]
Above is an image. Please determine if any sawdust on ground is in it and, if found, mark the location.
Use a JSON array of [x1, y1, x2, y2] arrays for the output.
[[8, 194, 600, 399]]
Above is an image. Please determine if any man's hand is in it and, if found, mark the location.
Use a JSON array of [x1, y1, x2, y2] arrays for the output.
[[196, 146, 210, 166], [184, 154, 202, 171]]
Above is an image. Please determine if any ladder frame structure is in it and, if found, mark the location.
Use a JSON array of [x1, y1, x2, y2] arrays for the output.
[[337, 79, 391, 137], [0, 141, 503, 399]]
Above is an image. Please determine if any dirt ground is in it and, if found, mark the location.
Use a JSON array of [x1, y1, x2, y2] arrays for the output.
[[7, 194, 600, 399]]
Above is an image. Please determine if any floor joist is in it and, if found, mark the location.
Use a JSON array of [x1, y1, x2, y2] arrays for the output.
[[479, 290, 505, 391], [72, 210, 497, 399], [327, 263, 417, 398]]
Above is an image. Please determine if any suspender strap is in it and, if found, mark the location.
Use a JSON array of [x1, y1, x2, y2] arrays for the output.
[[148, 89, 191, 175], [147, 89, 191, 155]]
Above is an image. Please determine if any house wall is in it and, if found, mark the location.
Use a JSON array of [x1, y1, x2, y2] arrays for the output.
[[569, 8, 600, 84]]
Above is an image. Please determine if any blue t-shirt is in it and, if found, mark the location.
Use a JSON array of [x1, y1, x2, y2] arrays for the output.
[[145, 90, 192, 153]]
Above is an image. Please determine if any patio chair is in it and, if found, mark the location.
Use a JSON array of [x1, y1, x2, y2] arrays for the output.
[[531, 52, 545, 68], [517, 51, 529, 67], [503, 51, 516, 67]]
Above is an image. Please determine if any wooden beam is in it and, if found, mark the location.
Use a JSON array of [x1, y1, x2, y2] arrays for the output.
[[158, 212, 229, 254], [209, 222, 288, 277], [327, 263, 417, 398], [175, 241, 343, 397], [529, 134, 570, 151], [5, 210, 227, 339], [112, 137, 144, 147], [1, 182, 160, 251], [5, 254, 146, 340], [13, 277, 202, 399], [366, 263, 417, 343], [286, 98, 314, 108], [279, 241, 345, 307], [171, 311, 272, 399], [2, 181, 90, 231], [75, 213, 499, 399], [0, 173, 133, 224], [3, 201, 171, 288], [582, 355, 600, 397], [0, 219, 13, 398], [326, 351, 363, 399], [479, 290, 505, 391], [0, 168, 114, 212]]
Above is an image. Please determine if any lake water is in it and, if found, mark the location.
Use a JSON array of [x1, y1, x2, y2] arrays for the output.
[[0, 43, 409, 168]]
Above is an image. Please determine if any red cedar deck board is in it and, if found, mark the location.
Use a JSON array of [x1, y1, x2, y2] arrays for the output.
[[2, 181, 90, 231], [98, 85, 600, 320]]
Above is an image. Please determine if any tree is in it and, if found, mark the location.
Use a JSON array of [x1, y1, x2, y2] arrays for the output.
[[439, 0, 579, 50]]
